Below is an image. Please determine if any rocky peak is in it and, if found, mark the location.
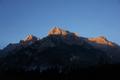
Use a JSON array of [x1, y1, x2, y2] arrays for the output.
[[48, 27, 78, 37], [47, 27, 83, 45], [48, 27, 68, 36], [88, 36, 115, 47], [24, 35, 38, 42], [20, 35, 38, 45], [88, 36, 107, 43]]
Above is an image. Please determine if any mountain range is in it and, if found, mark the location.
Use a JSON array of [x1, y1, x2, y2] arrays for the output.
[[0, 27, 120, 73]]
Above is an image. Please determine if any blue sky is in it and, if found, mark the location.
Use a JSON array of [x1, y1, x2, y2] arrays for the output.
[[0, 0, 120, 48]]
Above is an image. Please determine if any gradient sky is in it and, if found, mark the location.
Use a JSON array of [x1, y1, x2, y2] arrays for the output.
[[0, 0, 120, 49]]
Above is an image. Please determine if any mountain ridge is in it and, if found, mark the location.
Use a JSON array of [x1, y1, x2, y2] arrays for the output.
[[0, 27, 119, 50], [0, 27, 120, 73]]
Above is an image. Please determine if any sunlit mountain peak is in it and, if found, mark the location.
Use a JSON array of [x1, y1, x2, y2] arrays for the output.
[[24, 34, 38, 42], [48, 27, 68, 36], [88, 36, 115, 47], [48, 27, 78, 37], [20, 34, 38, 45]]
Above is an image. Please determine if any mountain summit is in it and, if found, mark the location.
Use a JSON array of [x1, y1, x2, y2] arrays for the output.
[[88, 36, 116, 47], [20, 35, 38, 45], [48, 27, 67, 36], [47, 27, 82, 45], [48, 27, 78, 37], [24, 35, 38, 42]]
